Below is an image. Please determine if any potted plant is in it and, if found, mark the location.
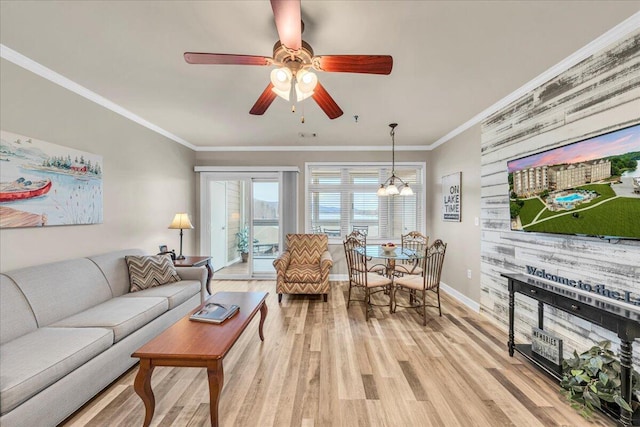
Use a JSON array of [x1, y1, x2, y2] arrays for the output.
[[560, 340, 640, 421], [235, 227, 258, 263]]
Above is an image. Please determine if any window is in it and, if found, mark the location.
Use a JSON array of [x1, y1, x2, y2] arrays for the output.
[[305, 163, 425, 240]]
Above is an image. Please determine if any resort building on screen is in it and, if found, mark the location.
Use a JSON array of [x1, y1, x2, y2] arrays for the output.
[[512, 165, 549, 197], [512, 159, 611, 197]]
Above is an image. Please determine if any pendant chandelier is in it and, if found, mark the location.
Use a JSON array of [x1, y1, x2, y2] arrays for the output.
[[377, 123, 414, 196]]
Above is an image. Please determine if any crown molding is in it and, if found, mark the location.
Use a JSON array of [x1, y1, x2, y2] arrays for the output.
[[0, 44, 195, 150], [429, 11, 640, 150], [195, 166, 300, 172], [194, 144, 431, 152]]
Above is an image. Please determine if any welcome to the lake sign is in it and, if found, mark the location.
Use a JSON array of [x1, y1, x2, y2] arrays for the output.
[[525, 265, 640, 305]]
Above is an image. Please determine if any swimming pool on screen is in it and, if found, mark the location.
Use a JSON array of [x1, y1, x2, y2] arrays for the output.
[[555, 193, 585, 203]]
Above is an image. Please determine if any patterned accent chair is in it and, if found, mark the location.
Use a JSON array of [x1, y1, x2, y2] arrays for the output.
[[273, 234, 333, 303]]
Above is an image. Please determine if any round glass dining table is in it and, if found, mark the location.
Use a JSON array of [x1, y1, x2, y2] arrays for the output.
[[355, 245, 424, 277]]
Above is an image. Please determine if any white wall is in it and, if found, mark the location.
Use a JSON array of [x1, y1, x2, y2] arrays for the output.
[[0, 60, 197, 271], [427, 125, 482, 308]]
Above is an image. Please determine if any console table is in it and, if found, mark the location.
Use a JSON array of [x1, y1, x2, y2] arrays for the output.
[[502, 272, 640, 426]]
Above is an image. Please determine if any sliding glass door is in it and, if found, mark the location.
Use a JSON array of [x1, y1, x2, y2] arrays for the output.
[[200, 172, 282, 279], [252, 179, 279, 276]]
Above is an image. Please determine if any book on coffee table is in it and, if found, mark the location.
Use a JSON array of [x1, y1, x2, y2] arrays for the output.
[[190, 302, 240, 324]]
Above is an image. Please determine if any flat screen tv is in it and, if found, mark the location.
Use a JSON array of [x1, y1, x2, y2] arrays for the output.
[[507, 123, 640, 240]]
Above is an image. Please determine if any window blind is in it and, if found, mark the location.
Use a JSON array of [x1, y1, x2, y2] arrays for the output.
[[306, 163, 425, 240]]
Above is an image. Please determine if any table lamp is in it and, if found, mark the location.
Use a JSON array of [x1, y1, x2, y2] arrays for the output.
[[168, 213, 194, 260]]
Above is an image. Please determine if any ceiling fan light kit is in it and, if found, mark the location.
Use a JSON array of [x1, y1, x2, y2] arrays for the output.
[[269, 67, 293, 100], [378, 123, 414, 197], [184, 0, 393, 120], [295, 69, 318, 100]]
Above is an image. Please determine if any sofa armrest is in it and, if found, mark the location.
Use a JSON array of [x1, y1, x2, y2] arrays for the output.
[[320, 250, 333, 276], [273, 251, 291, 276], [176, 266, 207, 302]]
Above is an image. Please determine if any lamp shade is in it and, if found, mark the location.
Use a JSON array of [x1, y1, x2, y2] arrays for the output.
[[168, 213, 194, 230], [295, 69, 317, 101], [271, 86, 291, 101], [270, 67, 292, 100]]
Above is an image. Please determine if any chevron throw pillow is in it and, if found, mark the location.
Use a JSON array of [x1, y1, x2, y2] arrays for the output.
[[126, 254, 180, 292]]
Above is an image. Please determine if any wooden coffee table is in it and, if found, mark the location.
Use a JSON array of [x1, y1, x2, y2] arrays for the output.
[[132, 291, 268, 427]]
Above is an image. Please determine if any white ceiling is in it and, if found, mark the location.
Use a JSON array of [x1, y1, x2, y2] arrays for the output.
[[1, 1, 639, 150]]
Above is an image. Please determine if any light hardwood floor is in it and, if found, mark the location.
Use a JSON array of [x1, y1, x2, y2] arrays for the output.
[[61, 281, 612, 427]]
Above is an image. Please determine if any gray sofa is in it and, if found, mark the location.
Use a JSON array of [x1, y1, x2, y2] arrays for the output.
[[0, 249, 207, 427]]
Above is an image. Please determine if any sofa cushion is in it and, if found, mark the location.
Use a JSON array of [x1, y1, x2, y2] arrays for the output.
[[51, 296, 168, 342], [89, 248, 144, 297], [122, 280, 200, 309], [125, 254, 180, 292], [0, 275, 37, 345], [3, 259, 113, 327], [0, 327, 113, 415], [284, 264, 322, 283]]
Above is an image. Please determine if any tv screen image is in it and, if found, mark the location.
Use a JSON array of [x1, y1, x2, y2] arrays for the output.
[[507, 123, 640, 240]]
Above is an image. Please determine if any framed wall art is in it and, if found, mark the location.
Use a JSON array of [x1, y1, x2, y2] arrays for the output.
[[0, 130, 103, 228], [442, 172, 461, 222]]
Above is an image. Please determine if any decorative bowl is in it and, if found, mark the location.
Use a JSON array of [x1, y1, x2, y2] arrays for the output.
[[380, 243, 397, 253]]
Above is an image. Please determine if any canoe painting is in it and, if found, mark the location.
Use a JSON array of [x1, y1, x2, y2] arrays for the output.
[[0, 130, 103, 228], [0, 178, 52, 202]]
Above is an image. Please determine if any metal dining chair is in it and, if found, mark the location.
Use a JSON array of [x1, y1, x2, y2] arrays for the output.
[[352, 225, 369, 236], [343, 234, 392, 320], [322, 227, 341, 237], [345, 230, 385, 275], [392, 239, 447, 325], [393, 231, 428, 276]]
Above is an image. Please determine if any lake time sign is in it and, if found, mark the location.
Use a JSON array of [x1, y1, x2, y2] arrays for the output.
[[442, 172, 461, 222]]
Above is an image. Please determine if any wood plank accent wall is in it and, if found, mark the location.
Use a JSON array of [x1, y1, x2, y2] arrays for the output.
[[480, 30, 640, 358]]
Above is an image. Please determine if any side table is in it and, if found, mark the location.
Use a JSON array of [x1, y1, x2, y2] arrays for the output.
[[174, 256, 214, 295]]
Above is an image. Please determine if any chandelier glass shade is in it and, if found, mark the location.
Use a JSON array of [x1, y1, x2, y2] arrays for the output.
[[378, 123, 414, 197]]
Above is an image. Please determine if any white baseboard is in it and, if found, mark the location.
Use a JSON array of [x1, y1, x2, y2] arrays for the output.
[[329, 274, 349, 281], [440, 281, 480, 313]]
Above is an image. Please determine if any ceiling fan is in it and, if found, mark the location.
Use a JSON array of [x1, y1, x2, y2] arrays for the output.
[[184, 0, 393, 120]]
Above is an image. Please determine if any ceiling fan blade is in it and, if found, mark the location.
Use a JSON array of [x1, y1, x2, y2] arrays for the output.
[[184, 52, 271, 66], [314, 55, 393, 75], [250, 83, 278, 115], [270, 0, 302, 51], [312, 82, 343, 120]]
